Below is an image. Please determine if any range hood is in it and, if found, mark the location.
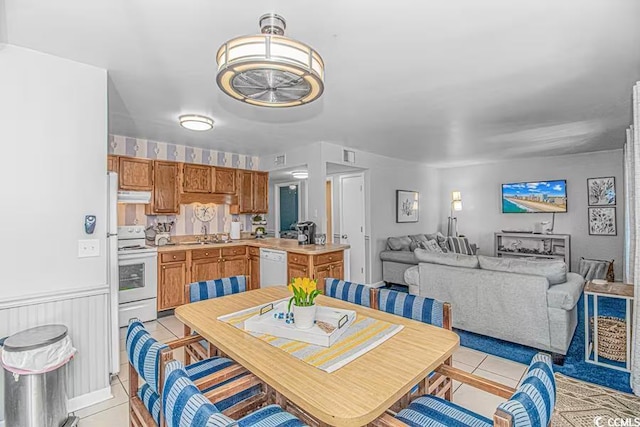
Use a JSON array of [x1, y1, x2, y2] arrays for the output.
[[117, 190, 151, 204]]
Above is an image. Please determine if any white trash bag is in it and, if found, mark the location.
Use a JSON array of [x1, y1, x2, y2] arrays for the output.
[[1, 335, 76, 375]]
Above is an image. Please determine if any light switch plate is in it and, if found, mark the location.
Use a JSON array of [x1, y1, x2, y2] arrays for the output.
[[78, 239, 100, 258]]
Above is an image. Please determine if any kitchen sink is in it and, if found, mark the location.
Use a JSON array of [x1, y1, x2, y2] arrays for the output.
[[180, 241, 220, 245]]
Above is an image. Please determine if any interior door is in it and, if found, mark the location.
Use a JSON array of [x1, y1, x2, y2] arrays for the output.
[[340, 175, 365, 283]]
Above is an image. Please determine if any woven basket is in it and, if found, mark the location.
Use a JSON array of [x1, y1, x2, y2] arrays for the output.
[[589, 316, 626, 362]]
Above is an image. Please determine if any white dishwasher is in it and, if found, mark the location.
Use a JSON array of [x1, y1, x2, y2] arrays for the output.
[[259, 248, 288, 287]]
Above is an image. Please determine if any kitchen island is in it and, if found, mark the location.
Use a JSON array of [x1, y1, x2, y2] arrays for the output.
[[155, 237, 350, 311]]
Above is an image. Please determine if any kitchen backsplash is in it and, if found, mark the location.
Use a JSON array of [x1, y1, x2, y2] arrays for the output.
[[110, 134, 260, 234]]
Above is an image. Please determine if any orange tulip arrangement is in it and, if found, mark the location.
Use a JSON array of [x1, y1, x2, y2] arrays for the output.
[[288, 277, 321, 311]]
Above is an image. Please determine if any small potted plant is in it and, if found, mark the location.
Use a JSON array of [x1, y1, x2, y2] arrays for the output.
[[288, 277, 321, 329]]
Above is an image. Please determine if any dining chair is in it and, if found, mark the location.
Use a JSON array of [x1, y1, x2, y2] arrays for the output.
[[382, 352, 556, 427], [183, 275, 247, 362], [324, 278, 376, 308], [162, 359, 307, 427], [373, 288, 453, 403], [126, 319, 265, 427]]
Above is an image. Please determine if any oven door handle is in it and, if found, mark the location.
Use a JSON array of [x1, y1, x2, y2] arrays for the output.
[[118, 253, 158, 262]]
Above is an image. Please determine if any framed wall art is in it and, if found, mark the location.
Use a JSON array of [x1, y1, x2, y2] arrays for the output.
[[588, 207, 616, 236], [587, 177, 616, 206], [396, 190, 419, 223]]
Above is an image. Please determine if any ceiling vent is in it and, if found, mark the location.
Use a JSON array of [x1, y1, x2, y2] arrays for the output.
[[274, 154, 286, 166], [343, 149, 356, 164]]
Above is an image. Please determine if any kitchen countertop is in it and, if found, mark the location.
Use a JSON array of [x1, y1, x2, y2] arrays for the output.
[[155, 237, 350, 255]]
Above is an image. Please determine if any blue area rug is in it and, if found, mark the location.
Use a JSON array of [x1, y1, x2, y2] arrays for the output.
[[456, 294, 631, 394]]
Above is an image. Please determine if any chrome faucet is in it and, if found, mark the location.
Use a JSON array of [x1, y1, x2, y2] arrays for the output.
[[201, 224, 208, 241]]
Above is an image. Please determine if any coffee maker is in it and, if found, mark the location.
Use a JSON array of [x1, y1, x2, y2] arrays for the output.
[[296, 221, 316, 245]]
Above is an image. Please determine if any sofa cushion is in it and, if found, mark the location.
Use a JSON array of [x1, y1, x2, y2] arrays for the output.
[[418, 239, 443, 253], [387, 236, 412, 251], [546, 272, 585, 310], [446, 236, 473, 255], [478, 255, 567, 285], [404, 265, 420, 286], [414, 249, 479, 269], [380, 250, 419, 264], [426, 232, 449, 253]]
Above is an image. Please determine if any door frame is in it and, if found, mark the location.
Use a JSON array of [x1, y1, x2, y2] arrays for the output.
[[274, 181, 303, 238], [326, 177, 335, 244], [338, 173, 366, 282]]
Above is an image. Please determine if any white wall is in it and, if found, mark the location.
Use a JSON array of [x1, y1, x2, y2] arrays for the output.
[[438, 150, 624, 276], [0, 44, 110, 419], [261, 142, 440, 282], [0, 44, 108, 300]]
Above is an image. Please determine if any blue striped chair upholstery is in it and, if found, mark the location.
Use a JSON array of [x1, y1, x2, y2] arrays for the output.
[[396, 395, 492, 427], [496, 353, 556, 427], [377, 289, 444, 327], [325, 278, 372, 307], [395, 353, 556, 427], [127, 319, 252, 425], [163, 360, 306, 427], [188, 276, 246, 303]]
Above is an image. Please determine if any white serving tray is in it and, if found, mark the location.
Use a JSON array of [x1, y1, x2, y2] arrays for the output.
[[244, 300, 356, 347]]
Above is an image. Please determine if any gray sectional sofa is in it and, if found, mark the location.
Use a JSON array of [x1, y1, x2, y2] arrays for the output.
[[403, 250, 585, 358], [381, 233, 477, 292]]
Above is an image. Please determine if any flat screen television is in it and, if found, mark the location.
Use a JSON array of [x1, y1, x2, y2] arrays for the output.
[[502, 180, 567, 213]]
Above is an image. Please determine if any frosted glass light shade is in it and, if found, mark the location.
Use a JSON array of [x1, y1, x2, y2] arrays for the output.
[[451, 191, 462, 201], [452, 200, 463, 211]]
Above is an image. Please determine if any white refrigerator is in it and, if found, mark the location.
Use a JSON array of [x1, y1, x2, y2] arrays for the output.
[[107, 172, 120, 375]]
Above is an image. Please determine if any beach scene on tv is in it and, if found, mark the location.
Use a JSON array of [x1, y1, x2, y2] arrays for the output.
[[502, 180, 567, 213]]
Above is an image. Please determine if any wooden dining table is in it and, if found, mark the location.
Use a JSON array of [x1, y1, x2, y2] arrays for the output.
[[175, 287, 459, 427]]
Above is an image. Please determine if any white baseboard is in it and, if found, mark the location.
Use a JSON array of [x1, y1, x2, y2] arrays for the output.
[[68, 386, 113, 412]]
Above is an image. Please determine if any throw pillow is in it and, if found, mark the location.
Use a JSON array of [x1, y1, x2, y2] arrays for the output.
[[426, 232, 449, 253], [477, 255, 567, 285], [414, 249, 480, 269], [446, 236, 473, 255], [409, 234, 429, 251], [387, 236, 412, 251], [418, 239, 443, 253]]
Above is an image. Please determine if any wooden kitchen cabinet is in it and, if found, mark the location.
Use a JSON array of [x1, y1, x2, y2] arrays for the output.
[[214, 167, 236, 194], [253, 172, 269, 213], [107, 155, 119, 173], [287, 250, 344, 293], [148, 161, 179, 214], [119, 157, 153, 191], [158, 259, 187, 311], [191, 249, 222, 283], [182, 163, 212, 193], [248, 247, 260, 290], [288, 264, 309, 283], [237, 170, 269, 213]]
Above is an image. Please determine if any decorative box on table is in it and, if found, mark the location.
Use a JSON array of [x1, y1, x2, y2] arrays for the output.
[[244, 300, 356, 347]]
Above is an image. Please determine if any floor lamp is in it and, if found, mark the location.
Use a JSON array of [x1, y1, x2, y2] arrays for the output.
[[447, 191, 463, 237]]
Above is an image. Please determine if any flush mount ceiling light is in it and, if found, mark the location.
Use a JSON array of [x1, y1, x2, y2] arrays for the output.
[[216, 13, 325, 108], [291, 170, 308, 179], [179, 115, 214, 131]]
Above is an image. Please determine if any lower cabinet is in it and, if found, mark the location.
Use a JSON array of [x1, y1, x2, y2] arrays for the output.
[[287, 250, 345, 294], [191, 248, 222, 283], [158, 260, 187, 311], [248, 247, 260, 290], [222, 256, 247, 277]]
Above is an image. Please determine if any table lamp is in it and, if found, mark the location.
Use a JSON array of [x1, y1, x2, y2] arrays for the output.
[[447, 191, 463, 237]]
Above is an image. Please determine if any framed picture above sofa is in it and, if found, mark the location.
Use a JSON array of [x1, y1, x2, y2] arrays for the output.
[[396, 190, 419, 223]]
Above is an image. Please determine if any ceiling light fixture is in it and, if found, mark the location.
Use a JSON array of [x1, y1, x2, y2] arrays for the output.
[[179, 115, 214, 131], [216, 13, 325, 108], [291, 170, 308, 179]]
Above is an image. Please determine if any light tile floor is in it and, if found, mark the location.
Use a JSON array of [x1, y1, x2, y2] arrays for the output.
[[78, 315, 529, 426]]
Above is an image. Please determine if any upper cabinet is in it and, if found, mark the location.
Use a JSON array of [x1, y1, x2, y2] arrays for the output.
[[148, 161, 180, 214], [118, 157, 153, 191], [214, 167, 236, 194], [253, 172, 269, 213], [107, 155, 119, 173], [109, 155, 266, 213], [182, 164, 212, 193], [238, 170, 269, 213]]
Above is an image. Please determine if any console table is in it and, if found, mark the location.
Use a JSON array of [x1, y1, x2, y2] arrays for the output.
[[494, 232, 571, 270]]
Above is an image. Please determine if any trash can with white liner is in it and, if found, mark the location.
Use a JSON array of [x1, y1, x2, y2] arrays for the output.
[[1, 324, 79, 427]]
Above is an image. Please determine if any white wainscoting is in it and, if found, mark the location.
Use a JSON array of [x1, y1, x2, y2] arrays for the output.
[[0, 287, 111, 422]]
